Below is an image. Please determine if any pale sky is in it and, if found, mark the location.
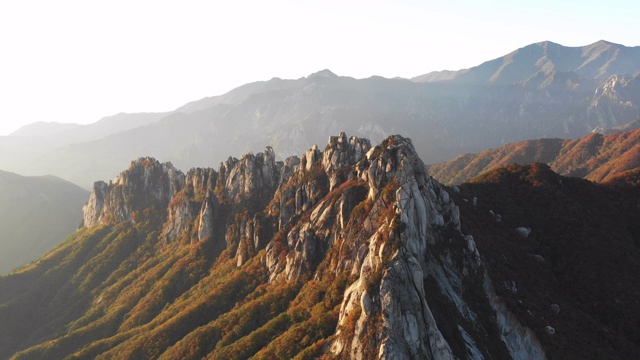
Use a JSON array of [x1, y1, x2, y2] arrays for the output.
[[0, 0, 638, 135]]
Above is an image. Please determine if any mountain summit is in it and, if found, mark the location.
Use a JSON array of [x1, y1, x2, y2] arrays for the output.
[[307, 69, 338, 78], [413, 40, 640, 84]]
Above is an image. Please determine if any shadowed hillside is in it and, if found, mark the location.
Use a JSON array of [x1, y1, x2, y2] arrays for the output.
[[451, 163, 640, 358]]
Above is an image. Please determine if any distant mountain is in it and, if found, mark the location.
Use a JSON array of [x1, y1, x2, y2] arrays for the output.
[[0, 170, 89, 274], [2, 41, 640, 188], [10, 122, 82, 137], [2, 134, 639, 359], [0, 112, 168, 186], [8, 112, 167, 143], [592, 119, 640, 135], [429, 127, 640, 185], [412, 40, 640, 84]]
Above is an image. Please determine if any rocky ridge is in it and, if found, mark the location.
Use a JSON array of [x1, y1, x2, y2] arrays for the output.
[[73, 133, 545, 359], [82, 158, 185, 227], [0, 133, 556, 359]]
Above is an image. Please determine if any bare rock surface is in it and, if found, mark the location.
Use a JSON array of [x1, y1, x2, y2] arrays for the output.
[[78, 134, 548, 359]]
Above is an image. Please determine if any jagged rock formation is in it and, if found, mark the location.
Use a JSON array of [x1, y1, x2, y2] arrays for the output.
[[82, 158, 184, 227], [161, 168, 216, 243], [216, 146, 280, 202], [73, 133, 546, 359], [8, 133, 640, 359], [197, 193, 216, 243]]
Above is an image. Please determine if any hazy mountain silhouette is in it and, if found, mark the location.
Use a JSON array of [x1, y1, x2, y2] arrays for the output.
[[0, 170, 89, 274], [1, 41, 639, 188], [10, 122, 83, 137], [413, 40, 640, 84]]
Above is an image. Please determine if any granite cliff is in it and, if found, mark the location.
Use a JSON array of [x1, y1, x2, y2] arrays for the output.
[[3, 133, 638, 359]]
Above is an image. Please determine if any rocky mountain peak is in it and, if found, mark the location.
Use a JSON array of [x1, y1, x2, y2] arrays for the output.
[[82, 157, 184, 227], [73, 134, 550, 359], [216, 146, 280, 203], [323, 132, 371, 171], [308, 69, 338, 78], [322, 132, 372, 189], [260, 134, 545, 358], [301, 144, 322, 171]]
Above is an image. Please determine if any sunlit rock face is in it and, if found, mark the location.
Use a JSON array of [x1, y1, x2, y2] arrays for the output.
[[82, 157, 184, 227], [161, 168, 216, 244], [78, 134, 546, 359], [217, 146, 281, 203], [258, 134, 545, 359]]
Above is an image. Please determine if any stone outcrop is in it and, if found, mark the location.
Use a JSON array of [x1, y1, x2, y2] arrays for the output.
[[82, 157, 184, 227], [262, 134, 546, 359], [322, 132, 372, 190], [79, 134, 547, 359], [197, 192, 216, 243], [162, 168, 216, 243], [235, 213, 274, 267], [326, 136, 467, 359], [322, 132, 371, 174], [216, 146, 281, 203], [265, 133, 371, 280]]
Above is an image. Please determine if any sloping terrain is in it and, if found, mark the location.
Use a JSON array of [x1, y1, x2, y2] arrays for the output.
[[2, 133, 640, 359], [429, 128, 640, 185], [451, 163, 640, 359], [0, 134, 544, 359], [0, 170, 89, 274]]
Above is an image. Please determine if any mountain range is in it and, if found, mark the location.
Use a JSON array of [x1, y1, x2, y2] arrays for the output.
[[2, 40, 640, 188], [1, 133, 639, 359], [429, 126, 640, 185], [413, 40, 640, 84], [0, 171, 89, 274]]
